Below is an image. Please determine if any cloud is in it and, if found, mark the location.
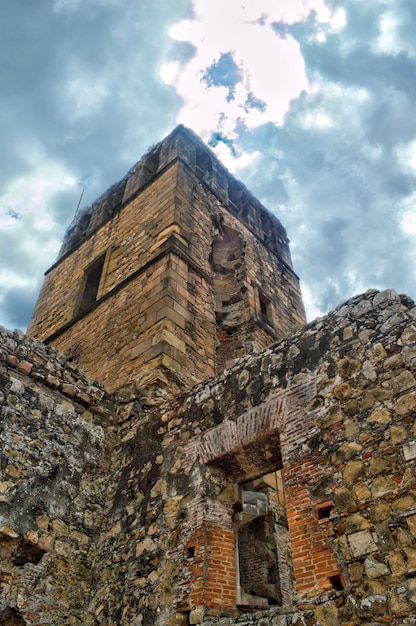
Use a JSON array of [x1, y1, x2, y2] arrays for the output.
[[161, 0, 310, 149], [1, 0, 415, 332], [237, 0, 416, 314], [0, 0, 189, 330], [161, 0, 416, 316]]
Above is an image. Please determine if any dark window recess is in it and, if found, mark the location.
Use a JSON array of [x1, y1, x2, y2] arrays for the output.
[[228, 180, 247, 217], [0, 607, 27, 625], [259, 292, 273, 325], [186, 546, 195, 558], [316, 503, 333, 520], [13, 542, 46, 566], [328, 573, 345, 590], [261, 213, 274, 248], [79, 255, 105, 314]]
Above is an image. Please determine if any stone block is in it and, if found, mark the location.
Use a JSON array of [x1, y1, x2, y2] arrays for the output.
[[314, 602, 340, 626], [189, 608, 204, 624], [348, 530, 378, 557], [364, 556, 390, 579], [403, 440, 416, 461], [360, 594, 387, 615]]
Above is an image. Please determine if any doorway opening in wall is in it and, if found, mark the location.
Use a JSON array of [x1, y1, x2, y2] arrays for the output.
[[235, 470, 287, 608], [77, 253, 106, 315]]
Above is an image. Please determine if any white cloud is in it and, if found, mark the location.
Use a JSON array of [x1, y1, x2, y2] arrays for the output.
[[330, 8, 346, 31], [400, 199, 416, 237], [161, 1, 316, 149], [376, 11, 403, 55], [1, 165, 76, 223], [65, 68, 110, 122], [396, 140, 416, 175], [0, 162, 77, 292], [161, 0, 350, 172]]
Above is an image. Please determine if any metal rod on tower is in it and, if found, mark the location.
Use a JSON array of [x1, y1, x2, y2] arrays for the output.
[[75, 187, 85, 219]]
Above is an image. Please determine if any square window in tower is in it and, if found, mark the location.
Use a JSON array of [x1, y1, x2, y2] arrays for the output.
[[78, 254, 106, 315], [259, 291, 273, 326]]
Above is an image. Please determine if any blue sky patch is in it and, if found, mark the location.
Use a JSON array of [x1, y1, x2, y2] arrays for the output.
[[202, 52, 242, 101]]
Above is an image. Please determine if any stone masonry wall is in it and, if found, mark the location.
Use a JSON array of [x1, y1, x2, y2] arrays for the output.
[[28, 163, 182, 342], [0, 325, 114, 625], [91, 289, 416, 626], [2, 289, 416, 625]]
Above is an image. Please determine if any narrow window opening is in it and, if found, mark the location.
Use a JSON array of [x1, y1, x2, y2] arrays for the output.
[[138, 146, 161, 188], [259, 291, 273, 326], [78, 254, 105, 315], [228, 180, 246, 216], [328, 573, 345, 590], [316, 503, 333, 520], [186, 546, 195, 558], [196, 148, 212, 179], [261, 212, 273, 248], [145, 147, 160, 176]]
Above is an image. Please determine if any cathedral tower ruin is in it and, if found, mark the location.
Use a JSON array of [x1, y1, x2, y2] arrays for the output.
[[28, 126, 305, 395]]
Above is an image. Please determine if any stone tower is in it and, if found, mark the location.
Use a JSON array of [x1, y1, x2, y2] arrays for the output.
[[28, 126, 305, 395]]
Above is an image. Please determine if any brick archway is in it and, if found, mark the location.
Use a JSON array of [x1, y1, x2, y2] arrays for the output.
[[177, 380, 344, 611]]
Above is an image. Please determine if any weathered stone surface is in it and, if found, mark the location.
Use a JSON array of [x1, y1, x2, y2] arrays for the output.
[[333, 487, 355, 512], [364, 556, 390, 579], [313, 602, 339, 626], [403, 440, 416, 461], [371, 476, 397, 498], [392, 491, 416, 512], [348, 530, 378, 557], [342, 460, 364, 483], [331, 442, 363, 465], [352, 481, 371, 501], [344, 513, 371, 533], [189, 608, 205, 624], [360, 594, 387, 615]]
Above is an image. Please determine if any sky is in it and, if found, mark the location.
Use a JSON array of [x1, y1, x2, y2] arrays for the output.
[[1, 0, 415, 330]]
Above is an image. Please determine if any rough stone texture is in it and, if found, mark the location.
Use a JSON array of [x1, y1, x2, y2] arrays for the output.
[[0, 326, 113, 624], [1, 288, 416, 624]]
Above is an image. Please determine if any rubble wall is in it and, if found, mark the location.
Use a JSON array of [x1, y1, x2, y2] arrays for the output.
[[1, 288, 416, 625], [0, 326, 114, 625], [97, 289, 416, 625]]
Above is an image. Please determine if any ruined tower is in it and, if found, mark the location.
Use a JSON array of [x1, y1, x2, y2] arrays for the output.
[[28, 125, 305, 395]]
